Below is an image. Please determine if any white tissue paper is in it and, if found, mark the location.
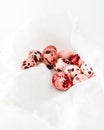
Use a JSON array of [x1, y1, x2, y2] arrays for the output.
[[0, 12, 104, 130]]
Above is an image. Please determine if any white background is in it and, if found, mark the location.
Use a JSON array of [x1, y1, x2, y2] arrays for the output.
[[0, 0, 104, 47], [0, 0, 104, 130]]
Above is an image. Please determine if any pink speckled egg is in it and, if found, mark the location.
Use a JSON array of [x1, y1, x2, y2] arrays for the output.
[[52, 72, 72, 91], [73, 74, 88, 85], [21, 58, 36, 70], [64, 64, 81, 78], [42, 45, 59, 69], [54, 58, 71, 72], [28, 50, 43, 63], [58, 49, 73, 59], [81, 63, 95, 78]]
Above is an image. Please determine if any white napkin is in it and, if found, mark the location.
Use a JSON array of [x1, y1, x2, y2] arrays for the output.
[[0, 12, 104, 130], [0, 102, 57, 130]]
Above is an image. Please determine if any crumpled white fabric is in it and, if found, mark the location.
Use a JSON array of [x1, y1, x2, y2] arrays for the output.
[[0, 12, 104, 130]]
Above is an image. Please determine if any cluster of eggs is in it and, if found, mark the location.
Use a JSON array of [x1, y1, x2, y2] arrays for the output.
[[21, 45, 95, 91]]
